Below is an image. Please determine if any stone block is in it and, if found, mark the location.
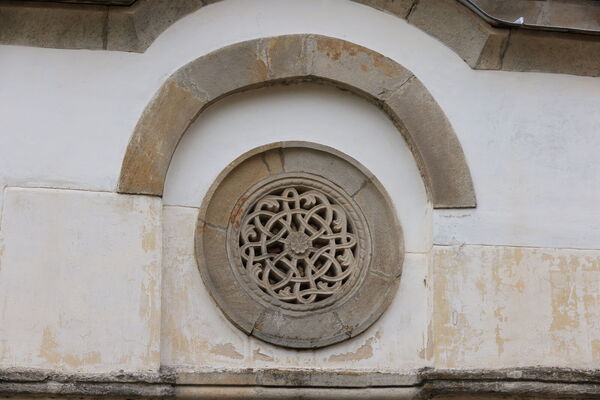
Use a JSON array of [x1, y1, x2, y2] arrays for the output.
[[307, 34, 413, 100], [353, 180, 403, 278], [195, 222, 263, 334], [106, 0, 205, 52], [384, 77, 476, 208], [201, 153, 273, 227], [0, 2, 106, 50], [119, 79, 206, 196], [502, 29, 600, 77], [408, 0, 508, 68], [282, 146, 369, 196], [173, 39, 268, 101], [264, 35, 308, 80], [0, 188, 161, 372], [252, 309, 346, 349], [334, 272, 399, 339]]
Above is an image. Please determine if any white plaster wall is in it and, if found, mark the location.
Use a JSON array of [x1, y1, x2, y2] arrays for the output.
[[1, 0, 599, 249], [0, 188, 161, 373]]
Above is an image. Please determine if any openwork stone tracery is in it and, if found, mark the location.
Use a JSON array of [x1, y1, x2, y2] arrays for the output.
[[234, 177, 368, 311], [196, 143, 403, 348]]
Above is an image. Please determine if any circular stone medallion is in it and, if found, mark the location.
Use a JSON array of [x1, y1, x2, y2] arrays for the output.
[[229, 174, 371, 313], [196, 142, 403, 348]]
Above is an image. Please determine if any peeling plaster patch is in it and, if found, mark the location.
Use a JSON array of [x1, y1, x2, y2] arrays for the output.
[[433, 245, 600, 369], [592, 340, 600, 362], [210, 343, 244, 360], [39, 327, 59, 364], [328, 335, 377, 362], [253, 348, 274, 362], [142, 225, 157, 253]]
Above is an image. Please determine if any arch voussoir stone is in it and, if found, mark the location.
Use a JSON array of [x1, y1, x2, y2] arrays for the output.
[[118, 34, 476, 208]]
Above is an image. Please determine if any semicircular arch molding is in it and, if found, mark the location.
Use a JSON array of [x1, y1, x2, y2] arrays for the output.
[[117, 34, 476, 209]]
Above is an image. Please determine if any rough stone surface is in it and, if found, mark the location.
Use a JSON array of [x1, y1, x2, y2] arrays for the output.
[[335, 273, 399, 339], [353, 180, 403, 278], [307, 34, 414, 100], [117, 34, 476, 209], [264, 35, 308, 80], [0, 2, 106, 50], [384, 77, 476, 208], [1, 0, 600, 78], [408, 0, 508, 68], [106, 0, 204, 52], [502, 29, 600, 77], [173, 40, 268, 102], [201, 152, 275, 227], [118, 78, 205, 196], [2, 367, 599, 398], [253, 310, 348, 349], [474, 0, 600, 32], [282, 146, 369, 196], [195, 222, 263, 334]]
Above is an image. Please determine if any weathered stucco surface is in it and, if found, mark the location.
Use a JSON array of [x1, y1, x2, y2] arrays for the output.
[[433, 244, 600, 369], [0, 188, 162, 373], [162, 206, 429, 371]]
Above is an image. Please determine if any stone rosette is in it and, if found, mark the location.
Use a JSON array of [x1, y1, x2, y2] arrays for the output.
[[195, 142, 404, 348]]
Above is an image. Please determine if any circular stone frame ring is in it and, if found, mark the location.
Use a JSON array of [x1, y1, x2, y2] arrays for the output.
[[195, 142, 404, 349]]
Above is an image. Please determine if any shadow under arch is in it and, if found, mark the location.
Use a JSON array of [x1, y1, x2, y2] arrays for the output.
[[117, 34, 476, 208]]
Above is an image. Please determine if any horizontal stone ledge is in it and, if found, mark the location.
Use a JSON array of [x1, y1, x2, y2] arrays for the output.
[[1, 367, 600, 398]]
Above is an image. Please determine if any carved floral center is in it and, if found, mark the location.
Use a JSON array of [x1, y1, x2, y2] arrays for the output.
[[286, 230, 311, 256]]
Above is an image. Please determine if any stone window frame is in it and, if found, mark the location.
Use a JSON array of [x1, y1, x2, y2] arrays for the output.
[[117, 34, 477, 210], [195, 142, 404, 348]]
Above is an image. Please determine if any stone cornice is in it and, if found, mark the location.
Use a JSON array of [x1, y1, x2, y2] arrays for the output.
[[1, 0, 599, 77], [1, 367, 599, 399]]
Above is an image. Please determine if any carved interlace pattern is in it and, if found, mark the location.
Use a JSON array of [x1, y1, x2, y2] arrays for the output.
[[234, 177, 367, 310]]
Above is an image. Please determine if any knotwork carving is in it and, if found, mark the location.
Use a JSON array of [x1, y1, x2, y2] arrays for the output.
[[231, 175, 370, 312]]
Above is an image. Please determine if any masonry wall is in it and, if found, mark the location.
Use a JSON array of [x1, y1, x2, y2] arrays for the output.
[[1, 0, 599, 377]]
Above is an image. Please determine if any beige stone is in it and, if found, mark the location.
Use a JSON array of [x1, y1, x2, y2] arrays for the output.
[[264, 35, 308, 80], [307, 34, 414, 100], [201, 153, 274, 228], [353, 180, 403, 278], [117, 34, 476, 210], [408, 0, 508, 69], [335, 273, 399, 339], [282, 146, 369, 196], [118, 78, 205, 196], [0, 2, 106, 50], [195, 222, 263, 334], [173, 40, 269, 102], [106, 0, 204, 52], [502, 29, 600, 77], [384, 77, 476, 208]]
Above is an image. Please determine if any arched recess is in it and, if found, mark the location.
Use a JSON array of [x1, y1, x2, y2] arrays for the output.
[[117, 34, 476, 208]]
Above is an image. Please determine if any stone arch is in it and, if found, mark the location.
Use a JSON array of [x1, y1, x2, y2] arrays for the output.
[[117, 34, 476, 208]]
